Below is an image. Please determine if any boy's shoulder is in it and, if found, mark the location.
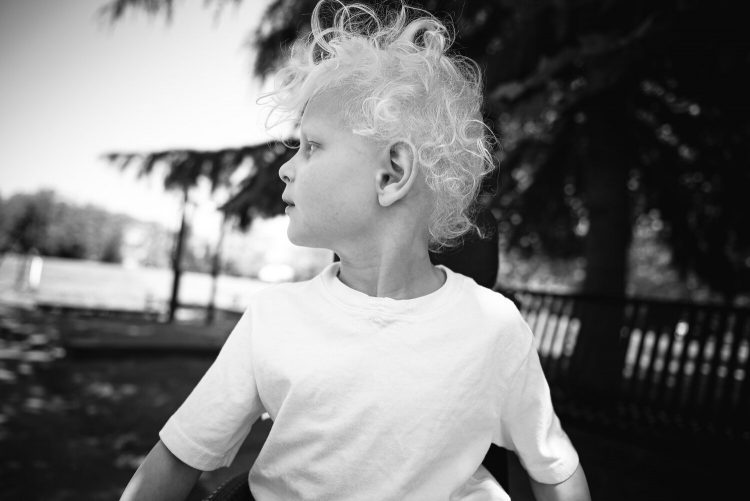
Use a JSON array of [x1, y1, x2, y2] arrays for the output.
[[453, 272, 534, 355], [454, 271, 522, 321]]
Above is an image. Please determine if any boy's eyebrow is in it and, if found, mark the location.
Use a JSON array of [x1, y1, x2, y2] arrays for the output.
[[300, 121, 320, 141], [293, 115, 303, 132], [293, 101, 309, 131]]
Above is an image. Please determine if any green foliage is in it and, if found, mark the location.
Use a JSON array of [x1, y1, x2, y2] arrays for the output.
[[218, 141, 294, 229], [99, 0, 241, 24], [0, 191, 130, 263], [472, 0, 750, 298], [100, 0, 750, 298], [0, 190, 56, 255], [105, 141, 293, 230], [101, 232, 124, 264], [249, 0, 750, 298], [0, 193, 5, 251]]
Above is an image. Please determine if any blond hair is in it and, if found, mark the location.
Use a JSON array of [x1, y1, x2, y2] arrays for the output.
[[261, 0, 495, 251]]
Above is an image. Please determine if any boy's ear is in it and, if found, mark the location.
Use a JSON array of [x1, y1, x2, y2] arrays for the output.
[[375, 140, 418, 207]]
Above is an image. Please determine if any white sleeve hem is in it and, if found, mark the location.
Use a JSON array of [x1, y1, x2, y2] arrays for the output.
[[526, 450, 580, 485], [159, 418, 232, 471]]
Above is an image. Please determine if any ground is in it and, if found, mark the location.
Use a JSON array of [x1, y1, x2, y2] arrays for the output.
[[0, 303, 746, 500]]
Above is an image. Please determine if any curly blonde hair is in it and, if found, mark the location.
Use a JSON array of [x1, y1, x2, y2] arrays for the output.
[[261, 0, 495, 251]]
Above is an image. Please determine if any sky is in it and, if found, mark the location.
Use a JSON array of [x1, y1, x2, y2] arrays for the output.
[[0, 0, 277, 240]]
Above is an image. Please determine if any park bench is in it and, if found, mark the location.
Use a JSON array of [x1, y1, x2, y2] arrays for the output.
[[36, 301, 243, 325], [504, 288, 750, 442], [36, 301, 162, 322]]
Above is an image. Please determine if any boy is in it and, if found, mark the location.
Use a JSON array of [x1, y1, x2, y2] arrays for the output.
[[120, 1, 590, 500]]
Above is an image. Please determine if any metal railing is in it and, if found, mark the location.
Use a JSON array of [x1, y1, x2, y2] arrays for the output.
[[504, 289, 750, 440]]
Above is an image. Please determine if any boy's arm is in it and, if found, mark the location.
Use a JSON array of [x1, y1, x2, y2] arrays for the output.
[[529, 463, 591, 501], [119, 440, 202, 501]]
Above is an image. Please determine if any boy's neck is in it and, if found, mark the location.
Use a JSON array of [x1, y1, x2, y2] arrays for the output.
[[335, 249, 445, 300]]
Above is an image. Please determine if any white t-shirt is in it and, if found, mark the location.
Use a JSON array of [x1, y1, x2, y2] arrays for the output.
[[160, 262, 579, 500]]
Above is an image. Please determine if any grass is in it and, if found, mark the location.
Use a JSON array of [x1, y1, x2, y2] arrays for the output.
[[0, 302, 264, 500]]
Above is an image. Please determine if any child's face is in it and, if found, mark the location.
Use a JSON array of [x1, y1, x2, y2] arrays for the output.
[[279, 90, 386, 251]]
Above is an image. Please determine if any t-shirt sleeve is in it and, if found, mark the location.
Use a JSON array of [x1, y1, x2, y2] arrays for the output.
[[159, 307, 265, 471], [493, 309, 580, 484]]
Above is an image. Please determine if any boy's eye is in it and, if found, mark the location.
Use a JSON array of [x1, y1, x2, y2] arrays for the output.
[[305, 142, 319, 155]]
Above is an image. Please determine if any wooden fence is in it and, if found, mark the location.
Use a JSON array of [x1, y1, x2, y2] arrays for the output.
[[505, 289, 750, 441]]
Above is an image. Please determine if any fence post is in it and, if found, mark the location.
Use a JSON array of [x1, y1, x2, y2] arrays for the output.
[[566, 297, 627, 409]]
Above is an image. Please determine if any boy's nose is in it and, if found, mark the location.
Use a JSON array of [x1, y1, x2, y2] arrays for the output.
[[279, 151, 299, 184], [279, 157, 293, 184]]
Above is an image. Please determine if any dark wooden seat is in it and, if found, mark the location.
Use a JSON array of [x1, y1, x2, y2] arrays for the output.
[[203, 473, 252, 501]]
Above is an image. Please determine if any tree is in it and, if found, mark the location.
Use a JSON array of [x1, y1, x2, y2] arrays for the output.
[[102, 0, 750, 403], [103, 0, 750, 301], [0, 193, 6, 257], [0, 190, 56, 255], [0, 191, 133, 263], [249, 0, 750, 402], [105, 141, 292, 321]]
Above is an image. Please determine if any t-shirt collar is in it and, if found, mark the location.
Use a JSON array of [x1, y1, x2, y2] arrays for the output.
[[317, 261, 462, 317]]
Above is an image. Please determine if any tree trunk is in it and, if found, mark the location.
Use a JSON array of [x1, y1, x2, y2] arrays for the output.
[[168, 187, 190, 323], [205, 214, 227, 325], [582, 118, 630, 296], [568, 101, 632, 405]]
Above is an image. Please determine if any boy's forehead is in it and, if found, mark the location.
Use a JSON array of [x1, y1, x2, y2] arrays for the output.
[[300, 90, 349, 131]]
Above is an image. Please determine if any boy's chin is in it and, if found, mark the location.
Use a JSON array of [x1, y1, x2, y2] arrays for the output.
[[286, 229, 324, 249]]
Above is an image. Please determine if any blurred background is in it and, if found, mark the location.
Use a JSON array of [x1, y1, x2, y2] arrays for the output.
[[1, 0, 748, 499]]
